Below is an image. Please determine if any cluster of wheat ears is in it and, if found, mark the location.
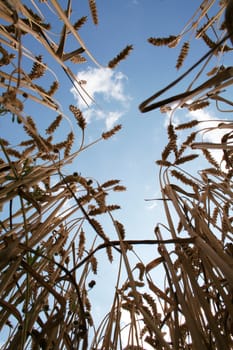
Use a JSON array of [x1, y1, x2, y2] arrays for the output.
[[0, 0, 232, 349]]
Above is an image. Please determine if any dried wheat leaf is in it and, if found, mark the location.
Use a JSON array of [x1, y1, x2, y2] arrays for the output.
[[161, 143, 173, 162], [108, 45, 133, 69], [0, 44, 15, 66], [102, 124, 122, 139], [4, 147, 21, 159], [143, 293, 158, 318], [69, 105, 86, 129], [114, 220, 125, 239], [207, 66, 221, 76], [89, 204, 120, 216], [176, 41, 190, 69], [174, 153, 199, 165], [106, 245, 113, 263], [89, 0, 98, 25], [101, 179, 120, 188], [156, 159, 172, 166], [201, 149, 220, 169], [188, 100, 210, 111], [64, 132, 74, 157], [28, 55, 46, 80], [147, 35, 178, 47], [73, 16, 87, 30], [170, 169, 199, 192], [90, 218, 109, 241], [90, 255, 98, 274], [46, 114, 62, 134], [176, 132, 197, 159], [175, 120, 199, 130], [70, 54, 86, 63], [0, 138, 10, 146], [47, 80, 59, 96], [167, 123, 178, 156], [113, 185, 126, 192]]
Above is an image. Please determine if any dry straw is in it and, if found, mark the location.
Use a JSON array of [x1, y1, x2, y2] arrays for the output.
[[1, 1, 233, 349], [0, 1, 133, 348]]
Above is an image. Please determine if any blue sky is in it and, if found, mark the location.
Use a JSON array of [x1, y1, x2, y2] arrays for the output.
[[62, 0, 227, 238], [56, 0, 230, 332], [0, 0, 231, 345]]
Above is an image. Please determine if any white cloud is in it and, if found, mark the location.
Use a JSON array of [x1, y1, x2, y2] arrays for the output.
[[71, 67, 130, 129], [188, 108, 227, 167], [164, 103, 228, 167], [105, 111, 123, 130]]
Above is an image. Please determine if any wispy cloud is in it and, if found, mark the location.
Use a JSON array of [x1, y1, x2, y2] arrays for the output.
[[71, 67, 130, 129]]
